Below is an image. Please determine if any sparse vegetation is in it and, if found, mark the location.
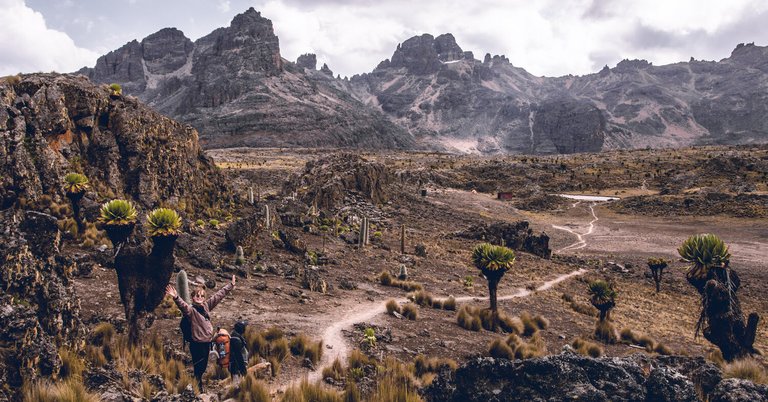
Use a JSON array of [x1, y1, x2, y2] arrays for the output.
[[646, 257, 669, 293], [488, 332, 547, 360], [723, 358, 768, 385], [571, 338, 604, 357], [402, 303, 419, 320]]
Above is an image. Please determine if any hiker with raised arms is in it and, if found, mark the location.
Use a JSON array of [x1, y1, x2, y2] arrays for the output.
[[166, 275, 236, 392]]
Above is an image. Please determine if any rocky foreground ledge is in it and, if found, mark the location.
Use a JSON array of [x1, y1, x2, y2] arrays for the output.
[[425, 353, 768, 402]]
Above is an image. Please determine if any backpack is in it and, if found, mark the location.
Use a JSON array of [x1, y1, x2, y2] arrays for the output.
[[232, 333, 249, 365], [213, 331, 231, 367], [180, 304, 209, 344]]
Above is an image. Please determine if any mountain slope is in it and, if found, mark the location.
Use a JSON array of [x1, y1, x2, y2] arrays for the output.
[[350, 34, 768, 153], [78, 8, 414, 150]]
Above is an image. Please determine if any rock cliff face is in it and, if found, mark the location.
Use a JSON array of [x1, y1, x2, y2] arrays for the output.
[[0, 210, 82, 401], [351, 36, 768, 153], [0, 73, 231, 212], [80, 7, 768, 154], [79, 8, 413, 150]]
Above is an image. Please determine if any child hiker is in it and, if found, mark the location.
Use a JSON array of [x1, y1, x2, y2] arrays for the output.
[[228, 321, 249, 384], [166, 275, 236, 392]]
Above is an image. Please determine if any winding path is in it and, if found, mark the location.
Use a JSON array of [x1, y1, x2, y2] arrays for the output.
[[303, 199, 600, 383], [551, 202, 598, 253]]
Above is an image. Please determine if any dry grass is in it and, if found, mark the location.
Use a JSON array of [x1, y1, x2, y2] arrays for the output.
[[385, 299, 401, 315], [594, 320, 618, 344], [379, 271, 393, 286], [322, 358, 345, 381], [224, 372, 271, 402], [343, 381, 362, 402], [499, 315, 524, 335], [411, 291, 434, 307], [270, 338, 290, 361], [571, 338, 604, 357], [22, 380, 100, 402], [348, 349, 373, 370], [89, 322, 115, 346], [290, 334, 311, 356], [457, 306, 482, 331], [269, 356, 281, 376], [723, 358, 768, 385], [281, 378, 342, 402], [264, 327, 285, 341], [304, 340, 324, 365], [488, 333, 547, 360], [412, 355, 457, 377], [402, 303, 419, 320], [58, 347, 85, 381], [442, 296, 457, 311]]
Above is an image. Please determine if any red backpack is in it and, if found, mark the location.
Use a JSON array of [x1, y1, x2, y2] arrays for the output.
[[213, 329, 231, 367]]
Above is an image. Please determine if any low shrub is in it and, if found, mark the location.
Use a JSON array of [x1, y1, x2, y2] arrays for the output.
[[594, 320, 618, 344], [723, 358, 768, 385], [402, 304, 419, 320], [571, 337, 604, 358], [442, 296, 457, 311], [385, 299, 401, 315]]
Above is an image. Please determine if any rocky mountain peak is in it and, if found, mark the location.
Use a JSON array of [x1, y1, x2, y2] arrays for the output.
[[141, 27, 193, 75], [388, 33, 466, 75], [230, 7, 267, 30], [296, 53, 317, 70]]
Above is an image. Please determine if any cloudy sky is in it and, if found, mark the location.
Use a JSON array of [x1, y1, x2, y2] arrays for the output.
[[2, 0, 767, 78]]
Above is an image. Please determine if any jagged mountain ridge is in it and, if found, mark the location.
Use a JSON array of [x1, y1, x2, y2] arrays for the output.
[[79, 8, 768, 154], [78, 8, 414, 150], [349, 34, 768, 153]]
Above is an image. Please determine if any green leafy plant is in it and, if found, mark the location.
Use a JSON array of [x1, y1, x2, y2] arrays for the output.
[[587, 280, 617, 322], [109, 83, 122, 96], [146, 208, 182, 237], [99, 199, 138, 226], [63, 173, 89, 195], [678, 234, 731, 283], [471, 243, 515, 327], [363, 328, 376, 348], [209, 219, 220, 228]]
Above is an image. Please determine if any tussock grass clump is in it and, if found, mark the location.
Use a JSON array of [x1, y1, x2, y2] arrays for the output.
[[379, 271, 393, 286], [571, 338, 604, 357], [89, 322, 115, 346], [343, 381, 362, 402], [58, 348, 85, 381], [499, 315, 524, 335], [348, 349, 373, 370], [723, 358, 768, 385], [431, 299, 444, 309], [442, 296, 457, 311], [304, 340, 323, 365], [594, 320, 618, 344], [290, 334, 311, 356], [244, 327, 269, 357], [620, 328, 639, 343], [385, 299, 401, 315], [396, 280, 423, 292], [264, 326, 285, 341], [411, 290, 433, 307], [488, 333, 547, 360], [402, 303, 419, 320], [270, 338, 290, 361], [269, 356, 281, 376], [654, 343, 672, 355], [570, 300, 598, 317], [322, 358, 345, 381], [85, 345, 106, 368], [281, 378, 342, 402], [413, 355, 457, 377], [520, 311, 548, 336], [707, 350, 726, 367], [22, 380, 100, 402], [224, 372, 271, 402], [457, 306, 481, 331]]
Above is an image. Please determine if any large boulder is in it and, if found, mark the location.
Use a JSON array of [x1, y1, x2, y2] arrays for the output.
[[424, 354, 765, 402], [455, 221, 551, 259]]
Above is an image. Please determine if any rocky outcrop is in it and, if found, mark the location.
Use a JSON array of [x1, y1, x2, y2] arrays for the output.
[[455, 221, 551, 259], [352, 36, 768, 153], [78, 8, 414, 151], [0, 210, 82, 401], [0, 73, 231, 211], [424, 354, 767, 402], [284, 153, 394, 210], [296, 53, 317, 70]]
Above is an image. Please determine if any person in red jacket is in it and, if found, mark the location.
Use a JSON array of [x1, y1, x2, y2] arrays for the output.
[[166, 275, 236, 392]]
